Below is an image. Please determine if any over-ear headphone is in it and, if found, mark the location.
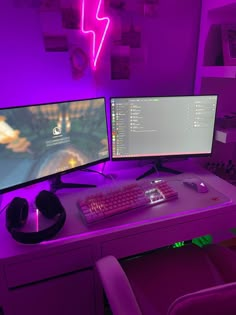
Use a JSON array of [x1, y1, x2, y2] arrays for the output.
[[6, 190, 66, 244]]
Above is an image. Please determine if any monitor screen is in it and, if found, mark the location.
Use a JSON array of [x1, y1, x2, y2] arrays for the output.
[[0, 97, 109, 192], [111, 95, 218, 159]]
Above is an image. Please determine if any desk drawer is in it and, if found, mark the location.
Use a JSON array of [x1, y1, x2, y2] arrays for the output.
[[101, 209, 236, 259], [101, 221, 211, 259], [5, 246, 92, 288], [102, 228, 177, 259]]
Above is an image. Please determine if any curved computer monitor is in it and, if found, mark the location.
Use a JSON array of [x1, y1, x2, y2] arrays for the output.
[[0, 97, 109, 193], [110, 95, 218, 177]]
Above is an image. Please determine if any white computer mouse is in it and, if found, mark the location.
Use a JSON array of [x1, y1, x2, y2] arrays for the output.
[[183, 177, 208, 193]]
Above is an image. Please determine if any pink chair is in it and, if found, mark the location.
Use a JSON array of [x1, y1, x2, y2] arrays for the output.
[[95, 244, 236, 315]]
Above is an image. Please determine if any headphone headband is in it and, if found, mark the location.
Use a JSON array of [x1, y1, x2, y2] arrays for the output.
[[10, 212, 66, 244]]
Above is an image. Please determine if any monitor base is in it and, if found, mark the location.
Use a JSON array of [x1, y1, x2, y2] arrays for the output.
[[136, 159, 182, 180], [50, 175, 96, 192]]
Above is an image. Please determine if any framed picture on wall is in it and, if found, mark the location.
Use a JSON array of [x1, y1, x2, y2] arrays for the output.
[[221, 24, 236, 65], [110, 45, 130, 80]]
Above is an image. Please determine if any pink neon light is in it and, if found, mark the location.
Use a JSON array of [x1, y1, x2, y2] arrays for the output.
[[81, 0, 110, 69], [36, 208, 39, 232]]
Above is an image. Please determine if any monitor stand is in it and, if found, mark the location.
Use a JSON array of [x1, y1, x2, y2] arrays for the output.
[[136, 158, 182, 180], [50, 174, 96, 193]]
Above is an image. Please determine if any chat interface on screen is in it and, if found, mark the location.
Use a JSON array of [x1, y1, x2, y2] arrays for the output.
[[111, 95, 217, 158], [0, 98, 109, 191]]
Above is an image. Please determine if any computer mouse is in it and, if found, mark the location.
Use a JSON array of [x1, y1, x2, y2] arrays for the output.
[[183, 177, 208, 193]]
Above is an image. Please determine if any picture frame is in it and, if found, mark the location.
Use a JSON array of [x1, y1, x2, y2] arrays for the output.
[[221, 24, 236, 66]]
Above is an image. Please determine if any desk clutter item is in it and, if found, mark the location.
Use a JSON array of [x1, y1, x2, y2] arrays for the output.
[[77, 179, 178, 224], [206, 160, 236, 185]]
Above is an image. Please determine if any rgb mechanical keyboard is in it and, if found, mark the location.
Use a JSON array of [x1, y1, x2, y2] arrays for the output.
[[77, 179, 178, 224]]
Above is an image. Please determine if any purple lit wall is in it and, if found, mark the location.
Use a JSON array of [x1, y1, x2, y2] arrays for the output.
[[0, 1, 95, 107], [0, 0, 201, 108]]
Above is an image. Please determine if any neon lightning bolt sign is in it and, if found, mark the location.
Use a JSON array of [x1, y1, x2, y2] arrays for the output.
[[81, 0, 110, 70]]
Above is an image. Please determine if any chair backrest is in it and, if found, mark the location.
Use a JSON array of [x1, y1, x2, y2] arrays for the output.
[[168, 282, 236, 315], [96, 255, 142, 315]]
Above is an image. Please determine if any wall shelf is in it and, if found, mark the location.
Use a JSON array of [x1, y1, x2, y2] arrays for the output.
[[201, 66, 236, 78], [195, 0, 236, 95], [207, 0, 236, 12], [215, 128, 236, 143]]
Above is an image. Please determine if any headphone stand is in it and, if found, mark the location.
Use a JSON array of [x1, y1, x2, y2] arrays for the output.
[[50, 175, 96, 193]]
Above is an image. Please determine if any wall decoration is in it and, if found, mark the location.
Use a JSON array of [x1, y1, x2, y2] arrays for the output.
[[61, 6, 81, 29], [43, 34, 68, 52], [40, 0, 60, 11], [109, 17, 143, 79], [105, 0, 159, 80], [13, 0, 111, 78], [121, 23, 141, 48], [222, 24, 236, 66], [12, 0, 41, 8], [81, 0, 111, 69], [106, 0, 143, 15], [31, 0, 157, 80], [144, 0, 159, 17], [39, 5, 68, 52], [107, 0, 126, 12], [111, 45, 130, 80], [69, 46, 89, 79], [124, 0, 143, 15], [5, 0, 202, 100]]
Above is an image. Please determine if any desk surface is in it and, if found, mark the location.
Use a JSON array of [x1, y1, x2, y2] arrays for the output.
[[1, 159, 236, 261]]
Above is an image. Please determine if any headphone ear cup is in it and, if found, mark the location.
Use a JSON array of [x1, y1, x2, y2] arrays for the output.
[[6, 197, 28, 231], [35, 190, 65, 219]]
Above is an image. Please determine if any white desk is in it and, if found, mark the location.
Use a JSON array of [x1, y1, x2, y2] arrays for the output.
[[0, 160, 236, 315]]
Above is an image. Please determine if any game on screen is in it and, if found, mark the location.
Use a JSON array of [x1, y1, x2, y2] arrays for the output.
[[0, 98, 109, 191]]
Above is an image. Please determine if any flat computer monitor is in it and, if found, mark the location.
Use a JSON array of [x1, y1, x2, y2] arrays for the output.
[[0, 97, 109, 193], [110, 95, 218, 178]]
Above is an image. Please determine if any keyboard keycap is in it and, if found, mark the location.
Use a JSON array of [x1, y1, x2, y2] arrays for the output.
[[77, 179, 178, 224]]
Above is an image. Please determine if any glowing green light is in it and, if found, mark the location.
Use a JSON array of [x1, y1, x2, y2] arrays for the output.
[[172, 235, 213, 249], [172, 241, 185, 248], [192, 235, 212, 248]]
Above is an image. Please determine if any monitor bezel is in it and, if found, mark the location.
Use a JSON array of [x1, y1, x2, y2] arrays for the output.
[[0, 97, 110, 194], [110, 94, 218, 161]]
